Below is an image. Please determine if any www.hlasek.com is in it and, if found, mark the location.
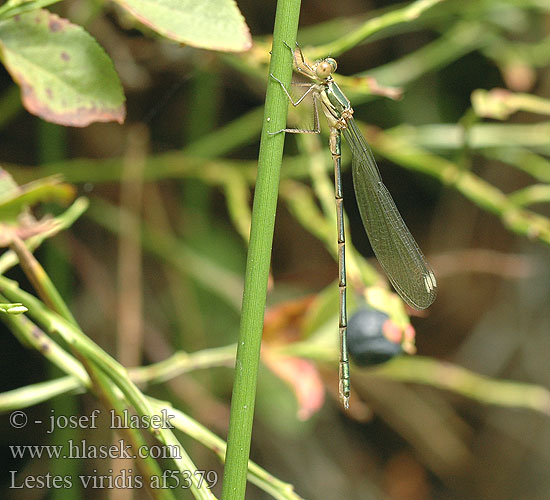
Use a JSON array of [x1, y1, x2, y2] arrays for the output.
[[10, 439, 181, 460]]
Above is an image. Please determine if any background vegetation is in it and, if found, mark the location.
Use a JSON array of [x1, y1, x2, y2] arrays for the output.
[[1, 0, 549, 499]]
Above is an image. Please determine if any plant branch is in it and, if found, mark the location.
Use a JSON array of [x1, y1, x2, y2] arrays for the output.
[[221, 1, 301, 499]]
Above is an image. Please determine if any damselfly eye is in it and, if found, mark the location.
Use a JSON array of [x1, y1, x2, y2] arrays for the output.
[[316, 58, 337, 78]]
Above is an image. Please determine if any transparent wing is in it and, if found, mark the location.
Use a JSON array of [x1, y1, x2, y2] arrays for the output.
[[343, 119, 437, 309]]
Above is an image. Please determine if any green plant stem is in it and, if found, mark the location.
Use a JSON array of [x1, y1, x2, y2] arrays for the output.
[[221, 1, 301, 499], [152, 401, 305, 500], [0, 342, 238, 411], [509, 184, 550, 207], [9, 235, 77, 323], [0, 299, 175, 500], [2, 235, 174, 499], [371, 356, 550, 415], [271, 342, 550, 416], [309, 0, 445, 59], [85, 363, 176, 500], [0, 197, 88, 274], [365, 21, 487, 91], [483, 148, 550, 183], [365, 124, 550, 244], [0, 278, 216, 500], [0, 306, 302, 499]]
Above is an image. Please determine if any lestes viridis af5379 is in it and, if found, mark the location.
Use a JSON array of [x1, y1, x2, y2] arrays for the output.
[[270, 43, 437, 408]]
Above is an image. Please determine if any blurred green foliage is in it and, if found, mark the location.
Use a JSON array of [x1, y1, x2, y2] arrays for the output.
[[1, 0, 549, 499]]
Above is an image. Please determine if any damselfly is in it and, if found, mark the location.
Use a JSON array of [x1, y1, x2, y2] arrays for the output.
[[271, 44, 437, 408]]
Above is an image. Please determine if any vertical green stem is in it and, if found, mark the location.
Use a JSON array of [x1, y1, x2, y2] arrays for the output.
[[221, 1, 301, 499], [38, 120, 82, 500]]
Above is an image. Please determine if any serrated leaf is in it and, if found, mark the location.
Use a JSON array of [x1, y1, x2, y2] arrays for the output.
[[114, 0, 252, 52], [0, 10, 125, 126]]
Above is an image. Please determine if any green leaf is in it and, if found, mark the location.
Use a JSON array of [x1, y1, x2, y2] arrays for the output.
[[0, 170, 75, 220], [0, 167, 75, 247], [0, 10, 125, 126], [114, 0, 252, 52], [0, 167, 18, 201]]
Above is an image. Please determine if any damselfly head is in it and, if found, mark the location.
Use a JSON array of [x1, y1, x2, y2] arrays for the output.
[[315, 58, 337, 79]]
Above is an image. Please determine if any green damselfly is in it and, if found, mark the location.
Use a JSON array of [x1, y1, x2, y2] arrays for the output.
[[271, 44, 437, 408]]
